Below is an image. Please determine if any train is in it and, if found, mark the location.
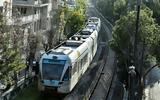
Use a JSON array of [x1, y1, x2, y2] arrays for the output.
[[38, 17, 101, 93]]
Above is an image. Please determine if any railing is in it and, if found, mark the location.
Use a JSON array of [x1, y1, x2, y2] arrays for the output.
[[5, 14, 39, 28], [20, 14, 39, 24], [35, 0, 49, 5], [13, 0, 49, 6], [13, 0, 34, 6]]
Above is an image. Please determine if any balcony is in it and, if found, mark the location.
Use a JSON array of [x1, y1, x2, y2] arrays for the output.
[[9, 14, 39, 25], [39, 0, 48, 4], [34, 0, 49, 7], [20, 14, 39, 24], [13, 0, 35, 6], [13, 0, 49, 6]]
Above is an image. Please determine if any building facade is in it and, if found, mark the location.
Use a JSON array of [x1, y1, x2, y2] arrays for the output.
[[0, 0, 75, 34], [0, 0, 64, 34]]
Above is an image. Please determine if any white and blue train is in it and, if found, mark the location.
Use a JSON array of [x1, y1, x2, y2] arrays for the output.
[[38, 17, 101, 93]]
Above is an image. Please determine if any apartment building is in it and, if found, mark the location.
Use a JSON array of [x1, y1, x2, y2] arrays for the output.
[[0, 0, 76, 33], [0, 0, 58, 34]]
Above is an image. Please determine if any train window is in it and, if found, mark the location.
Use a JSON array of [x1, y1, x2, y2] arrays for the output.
[[81, 31, 91, 35], [92, 45, 94, 54], [82, 53, 88, 67], [78, 61, 82, 70], [72, 63, 77, 75]]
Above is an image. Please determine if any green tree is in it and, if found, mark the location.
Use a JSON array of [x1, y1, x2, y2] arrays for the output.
[[66, 10, 85, 37], [75, 0, 86, 14], [110, 7, 160, 79], [32, 0, 87, 52], [151, 25, 160, 62], [0, 33, 25, 85], [65, 0, 86, 38], [113, 0, 128, 21], [97, 0, 114, 22], [144, 0, 160, 24], [0, 12, 26, 86]]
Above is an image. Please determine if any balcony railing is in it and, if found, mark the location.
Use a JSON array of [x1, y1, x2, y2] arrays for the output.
[[7, 14, 39, 25], [19, 14, 39, 24], [13, 0, 34, 6], [13, 0, 49, 6]]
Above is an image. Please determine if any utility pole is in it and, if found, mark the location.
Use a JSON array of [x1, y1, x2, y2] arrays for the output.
[[128, 0, 142, 100], [135, 0, 142, 99], [134, 0, 141, 68]]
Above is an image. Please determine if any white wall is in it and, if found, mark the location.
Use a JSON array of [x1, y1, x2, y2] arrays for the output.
[[0, 0, 5, 7]]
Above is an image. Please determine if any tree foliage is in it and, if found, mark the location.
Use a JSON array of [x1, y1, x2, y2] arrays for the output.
[[97, 0, 132, 22], [43, 5, 66, 51], [113, 0, 128, 20], [65, 0, 86, 38], [66, 10, 85, 37], [144, 0, 160, 24], [0, 33, 25, 84], [151, 25, 160, 62], [0, 12, 26, 85], [75, 0, 86, 14], [97, 0, 114, 22], [110, 7, 160, 71], [46, 0, 87, 49]]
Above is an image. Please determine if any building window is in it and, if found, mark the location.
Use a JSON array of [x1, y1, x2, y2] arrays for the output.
[[15, 7, 27, 15], [14, 7, 27, 15], [34, 9, 37, 14], [22, 8, 27, 15], [3, 1, 8, 13], [0, 8, 2, 13]]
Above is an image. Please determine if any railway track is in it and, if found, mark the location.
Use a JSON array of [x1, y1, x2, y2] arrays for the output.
[[88, 53, 116, 100], [86, 1, 116, 99], [86, 45, 108, 99]]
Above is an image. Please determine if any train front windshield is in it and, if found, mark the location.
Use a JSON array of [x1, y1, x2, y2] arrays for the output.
[[42, 59, 66, 80], [90, 18, 99, 23]]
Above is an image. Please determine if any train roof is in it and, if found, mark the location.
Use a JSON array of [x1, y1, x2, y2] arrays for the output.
[[42, 50, 69, 61], [57, 40, 83, 52]]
